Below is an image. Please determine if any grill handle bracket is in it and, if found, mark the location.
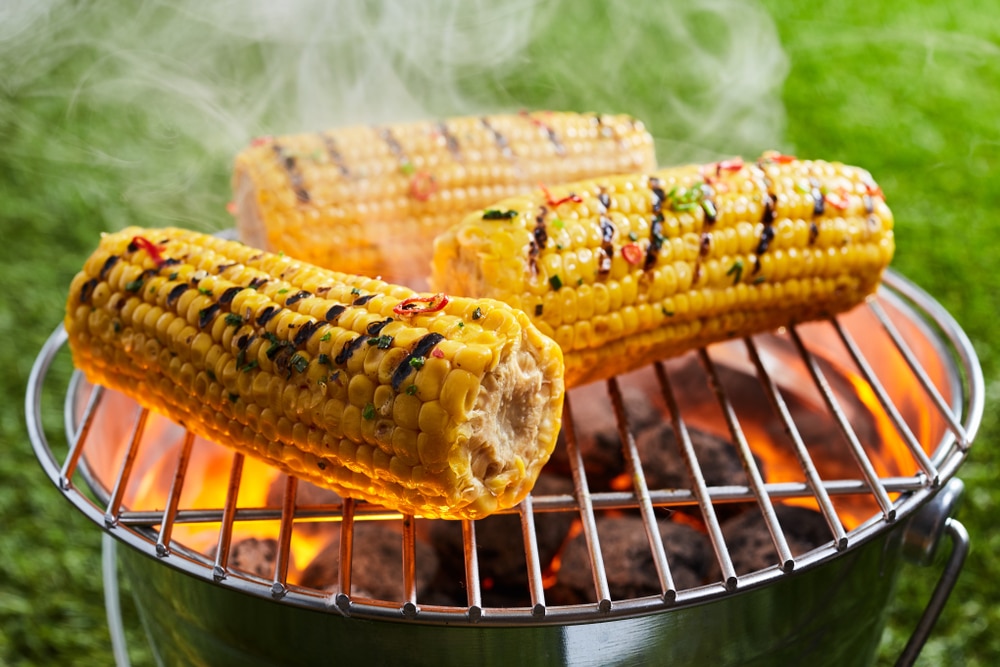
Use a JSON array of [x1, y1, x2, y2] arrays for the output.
[[895, 478, 969, 666]]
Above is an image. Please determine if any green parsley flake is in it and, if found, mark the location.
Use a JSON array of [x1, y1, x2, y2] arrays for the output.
[[320, 331, 332, 342], [362, 403, 376, 420], [125, 279, 143, 292], [225, 313, 244, 327], [289, 353, 308, 373], [549, 275, 563, 290], [409, 356, 426, 370], [482, 209, 518, 220], [406, 384, 418, 396], [726, 259, 744, 285]]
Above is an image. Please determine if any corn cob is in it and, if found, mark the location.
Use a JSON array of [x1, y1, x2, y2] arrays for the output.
[[65, 227, 565, 519], [232, 111, 656, 289], [431, 152, 895, 388]]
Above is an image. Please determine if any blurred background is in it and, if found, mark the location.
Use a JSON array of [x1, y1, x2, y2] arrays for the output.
[[1, 0, 997, 664]]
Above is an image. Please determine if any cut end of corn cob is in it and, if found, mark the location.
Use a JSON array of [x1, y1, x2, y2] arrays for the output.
[[65, 227, 565, 519], [232, 111, 656, 289], [431, 152, 895, 387]]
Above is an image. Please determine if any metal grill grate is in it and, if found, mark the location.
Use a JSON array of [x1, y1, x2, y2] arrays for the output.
[[26, 270, 983, 626]]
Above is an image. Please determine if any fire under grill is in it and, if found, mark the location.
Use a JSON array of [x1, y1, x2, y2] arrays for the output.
[[26, 269, 983, 666]]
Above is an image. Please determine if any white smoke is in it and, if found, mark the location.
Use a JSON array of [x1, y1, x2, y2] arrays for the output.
[[0, 0, 788, 229]]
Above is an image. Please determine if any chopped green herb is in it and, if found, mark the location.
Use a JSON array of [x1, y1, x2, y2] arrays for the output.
[[241, 359, 259, 373], [409, 356, 426, 370], [198, 287, 212, 295], [399, 161, 416, 176], [457, 322, 464, 329], [351, 287, 361, 296], [168, 272, 179, 280], [472, 307, 482, 320], [726, 259, 744, 285], [549, 275, 563, 290], [367, 334, 394, 349], [225, 313, 244, 327], [753, 275, 767, 285], [112, 320, 122, 333], [551, 218, 565, 229], [148, 286, 157, 295], [125, 279, 143, 292], [629, 231, 639, 241], [555, 243, 564, 250], [320, 331, 332, 342], [362, 403, 376, 420], [577, 278, 583, 286], [482, 209, 518, 220], [289, 353, 309, 373], [318, 353, 332, 366], [662, 307, 675, 317], [278, 288, 289, 295], [406, 384, 418, 396]]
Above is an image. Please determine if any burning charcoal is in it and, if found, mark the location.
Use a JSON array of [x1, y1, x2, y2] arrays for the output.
[[297, 521, 439, 601], [548, 382, 661, 488], [225, 537, 278, 579], [550, 514, 712, 605], [636, 424, 751, 490], [708, 504, 833, 578], [426, 473, 576, 608]]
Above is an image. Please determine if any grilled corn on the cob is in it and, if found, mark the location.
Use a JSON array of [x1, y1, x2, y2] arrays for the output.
[[233, 111, 656, 288], [65, 227, 565, 519], [431, 152, 895, 387]]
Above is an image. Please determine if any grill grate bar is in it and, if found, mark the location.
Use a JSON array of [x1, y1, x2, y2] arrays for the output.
[[868, 299, 969, 448], [103, 407, 149, 527], [401, 515, 419, 617], [155, 431, 195, 557], [61, 384, 103, 490], [211, 452, 245, 581], [790, 327, 896, 522], [562, 396, 613, 612], [518, 495, 548, 615], [744, 337, 849, 550], [699, 349, 796, 572], [608, 377, 678, 601], [462, 519, 483, 619], [655, 362, 738, 591], [832, 316, 940, 485], [271, 475, 297, 599], [333, 498, 356, 613]]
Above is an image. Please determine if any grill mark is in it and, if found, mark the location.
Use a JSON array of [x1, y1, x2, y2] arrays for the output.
[[391, 332, 446, 391], [272, 143, 311, 203], [597, 187, 615, 276], [248, 277, 268, 291], [198, 304, 220, 329], [810, 178, 825, 217], [436, 121, 462, 161], [256, 305, 280, 327], [285, 290, 311, 306], [293, 320, 322, 347], [321, 134, 351, 177], [366, 317, 394, 336], [752, 162, 777, 275], [480, 117, 515, 160], [325, 304, 346, 322], [646, 177, 666, 270], [335, 334, 370, 365], [529, 205, 549, 275], [99, 255, 119, 280], [78, 278, 99, 304], [523, 111, 566, 156], [353, 294, 377, 306], [219, 286, 243, 306], [166, 283, 189, 307], [377, 127, 409, 171]]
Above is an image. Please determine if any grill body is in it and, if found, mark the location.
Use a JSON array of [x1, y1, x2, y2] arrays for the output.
[[120, 528, 903, 667]]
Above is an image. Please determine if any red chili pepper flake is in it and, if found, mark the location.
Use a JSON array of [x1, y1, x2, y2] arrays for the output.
[[538, 183, 582, 207], [410, 171, 437, 201], [716, 157, 745, 174], [865, 182, 885, 200], [393, 293, 450, 317], [130, 236, 167, 268], [824, 188, 850, 210], [250, 135, 273, 147], [765, 152, 797, 164], [621, 242, 643, 265], [431, 348, 445, 359]]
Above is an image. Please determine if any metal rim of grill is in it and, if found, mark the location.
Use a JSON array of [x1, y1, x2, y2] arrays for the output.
[[26, 269, 984, 627]]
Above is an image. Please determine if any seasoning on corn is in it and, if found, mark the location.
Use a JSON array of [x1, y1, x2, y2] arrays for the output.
[[431, 152, 895, 388], [65, 227, 565, 519], [232, 111, 656, 289]]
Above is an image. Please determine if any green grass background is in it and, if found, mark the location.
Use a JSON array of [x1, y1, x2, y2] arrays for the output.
[[1, 1, 998, 664]]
